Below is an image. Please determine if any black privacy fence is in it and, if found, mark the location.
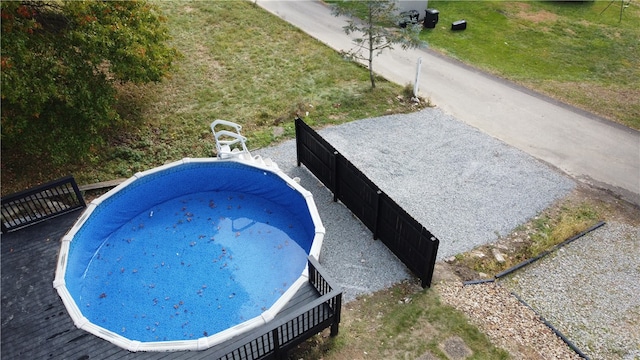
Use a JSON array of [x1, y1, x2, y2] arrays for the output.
[[295, 118, 440, 288], [1, 176, 85, 233]]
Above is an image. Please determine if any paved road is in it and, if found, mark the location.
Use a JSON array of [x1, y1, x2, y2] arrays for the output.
[[257, 0, 640, 205]]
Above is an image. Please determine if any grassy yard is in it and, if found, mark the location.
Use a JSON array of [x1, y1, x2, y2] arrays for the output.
[[3, 1, 638, 193], [422, 0, 640, 129], [292, 280, 509, 360], [1, 1, 424, 194]]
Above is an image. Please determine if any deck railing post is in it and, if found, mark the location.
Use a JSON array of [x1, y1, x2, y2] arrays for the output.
[[70, 177, 86, 208], [330, 292, 342, 336], [272, 327, 281, 359]]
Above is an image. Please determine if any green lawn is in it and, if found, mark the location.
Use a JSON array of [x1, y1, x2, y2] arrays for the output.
[[421, 1, 639, 128], [1, 1, 423, 194], [290, 281, 509, 360]]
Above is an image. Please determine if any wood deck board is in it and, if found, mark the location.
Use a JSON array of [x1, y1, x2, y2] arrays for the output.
[[1, 212, 331, 360]]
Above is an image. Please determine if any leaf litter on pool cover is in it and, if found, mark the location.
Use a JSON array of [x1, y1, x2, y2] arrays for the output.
[[79, 190, 310, 341]]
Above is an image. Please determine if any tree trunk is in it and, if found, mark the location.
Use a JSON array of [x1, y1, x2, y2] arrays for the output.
[[369, 54, 375, 88]]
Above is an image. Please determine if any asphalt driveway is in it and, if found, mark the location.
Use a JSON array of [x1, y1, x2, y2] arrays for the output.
[[257, 0, 640, 206]]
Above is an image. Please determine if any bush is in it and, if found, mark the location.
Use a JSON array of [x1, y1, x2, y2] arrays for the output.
[[1, 1, 179, 164]]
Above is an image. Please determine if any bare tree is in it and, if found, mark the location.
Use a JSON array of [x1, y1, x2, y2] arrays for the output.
[[332, 0, 425, 88]]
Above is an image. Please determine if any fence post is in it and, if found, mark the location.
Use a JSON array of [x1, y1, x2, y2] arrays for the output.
[[372, 190, 382, 240], [295, 116, 303, 167], [331, 151, 339, 202], [420, 227, 440, 288]]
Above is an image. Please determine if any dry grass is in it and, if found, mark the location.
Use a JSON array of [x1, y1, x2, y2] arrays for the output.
[[449, 184, 639, 280], [532, 80, 640, 124]]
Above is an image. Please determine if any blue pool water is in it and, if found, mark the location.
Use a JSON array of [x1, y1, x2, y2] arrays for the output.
[[64, 162, 316, 343]]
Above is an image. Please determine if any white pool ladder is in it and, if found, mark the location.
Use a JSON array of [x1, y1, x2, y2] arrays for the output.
[[211, 119, 251, 160]]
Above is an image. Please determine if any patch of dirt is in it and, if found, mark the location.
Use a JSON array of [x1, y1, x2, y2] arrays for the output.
[[504, 2, 558, 23], [516, 9, 558, 23], [507, 2, 532, 12], [448, 263, 481, 282]]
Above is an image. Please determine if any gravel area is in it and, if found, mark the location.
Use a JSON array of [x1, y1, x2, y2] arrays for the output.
[[436, 281, 581, 360], [255, 109, 639, 358], [255, 107, 575, 301], [501, 222, 640, 360], [257, 141, 413, 303], [314, 108, 575, 260]]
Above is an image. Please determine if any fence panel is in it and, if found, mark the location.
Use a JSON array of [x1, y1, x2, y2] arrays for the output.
[[377, 193, 439, 288], [295, 118, 337, 196], [335, 156, 380, 232], [295, 119, 440, 288], [1, 176, 85, 233]]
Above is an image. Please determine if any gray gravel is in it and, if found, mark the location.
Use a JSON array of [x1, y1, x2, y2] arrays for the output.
[[317, 109, 575, 260], [257, 139, 413, 303], [501, 222, 640, 360], [255, 107, 575, 302]]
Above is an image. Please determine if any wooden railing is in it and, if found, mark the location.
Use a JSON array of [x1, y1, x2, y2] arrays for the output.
[[1, 176, 85, 233], [217, 257, 342, 360]]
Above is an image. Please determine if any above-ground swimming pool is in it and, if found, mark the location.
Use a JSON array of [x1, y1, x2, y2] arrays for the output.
[[54, 157, 324, 352]]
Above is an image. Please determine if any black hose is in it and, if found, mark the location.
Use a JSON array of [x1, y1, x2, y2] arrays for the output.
[[495, 221, 606, 279], [509, 290, 590, 359], [462, 278, 495, 286], [460, 219, 607, 358]]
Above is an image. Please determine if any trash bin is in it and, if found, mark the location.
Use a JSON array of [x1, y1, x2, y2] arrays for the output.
[[424, 9, 439, 29], [399, 10, 419, 28], [451, 20, 467, 31]]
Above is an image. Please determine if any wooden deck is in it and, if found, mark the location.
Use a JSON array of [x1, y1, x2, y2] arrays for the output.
[[1, 210, 341, 360]]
